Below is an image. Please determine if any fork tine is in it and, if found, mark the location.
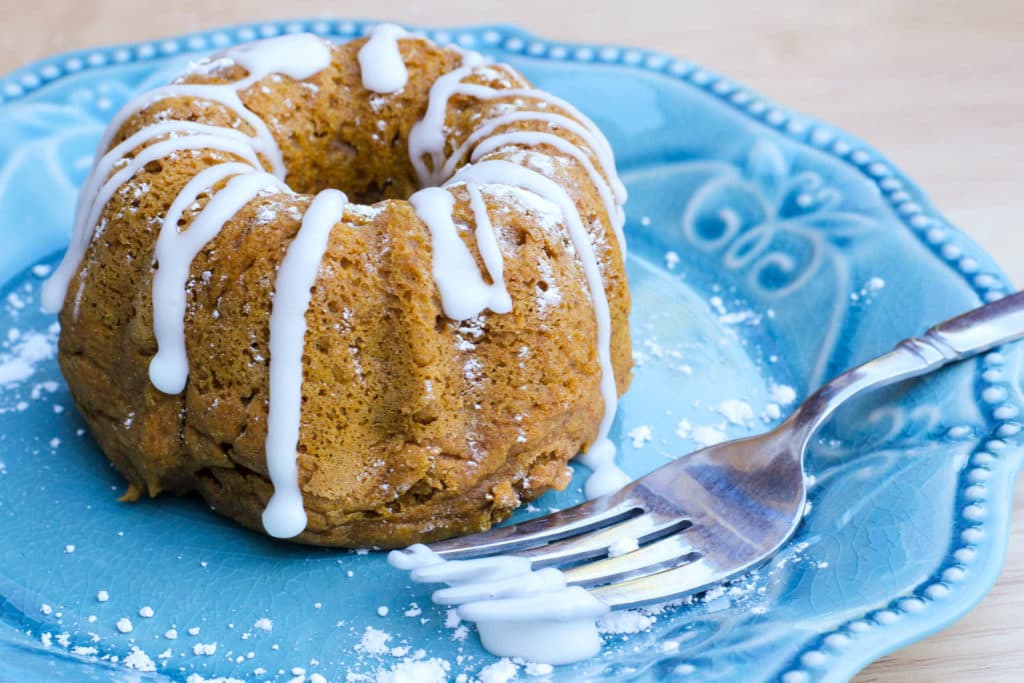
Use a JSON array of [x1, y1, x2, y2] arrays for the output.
[[513, 514, 691, 567], [587, 556, 721, 609], [428, 494, 639, 560], [560, 532, 697, 587]]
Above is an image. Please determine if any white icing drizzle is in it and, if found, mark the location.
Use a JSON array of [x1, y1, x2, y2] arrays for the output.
[[471, 130, 621, 247], [357, 23, 409, 93], [408, 71, 627, 258], [94, 83, 285, 178], [70, 121, 252, 234], [577, 436, 632, 499], [220, 32, 333, 82], [407, 50, 486, 184], [440, 110, 621, 201], [465, 182, 512, 312], [409, 187, 511, 320], [447, 160, 626, 497], [389, 544, 608, 665], [148, 164, 281, 393], [262, 189, 348, 538], [42, 33, 334, 314], [42, 133, 264, 314]]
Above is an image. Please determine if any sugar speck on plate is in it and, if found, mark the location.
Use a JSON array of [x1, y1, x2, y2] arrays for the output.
[[253, 617, 272, 632], [597, 609, 655, 634], [715, 398, 754, 425], [139, 606, 154, 618], [63, 544, 75, 553], [96, 590, 109, 602], [525, 662, 555, 676], [116, 617, 133, 633], [356, 626, 391, 655], [692, 424, 727, 447], [187, 626, 200, 636], [124, 646, 156, 672], [478, 658, 519, 683], [664, 250, 680, 270], [626, 424, 652, 448], [40, 603, 53, 615], [165, 628, 178, 640], [377, 606, 389, 617], [192, 641, 217, 656], [769, 384, 797, 406], [375, 658, 450, 683]]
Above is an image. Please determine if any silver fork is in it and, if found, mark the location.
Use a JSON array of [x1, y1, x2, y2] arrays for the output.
[[424, 290, 1024, 610]]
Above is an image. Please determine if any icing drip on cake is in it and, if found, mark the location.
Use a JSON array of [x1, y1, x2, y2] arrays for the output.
[[409, 187, 512, 320], [407, 51, 487, 184], [43, 132, 264, 314], [263, 189, 349, 538], [406, 55, 631, 497], [471, 131, 621, 248], [149, 167, 290, 394], [465, 181, 512, 312], [357, 23, 409, 93], [441, 109, 624, 210], [411, 76, 627, 257], [445, 160, 629, 497], [389, 544, 608, 665], [41, 33, 333, 313]]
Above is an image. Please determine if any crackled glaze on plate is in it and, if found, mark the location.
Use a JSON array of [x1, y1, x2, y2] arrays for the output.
[[0, 20, 1022, 683]]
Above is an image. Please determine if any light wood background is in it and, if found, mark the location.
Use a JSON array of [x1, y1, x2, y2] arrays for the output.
[[3, 1, 1022, 680]]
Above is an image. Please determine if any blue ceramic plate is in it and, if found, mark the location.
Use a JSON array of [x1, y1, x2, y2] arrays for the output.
[[0, 20, 1021, 683]]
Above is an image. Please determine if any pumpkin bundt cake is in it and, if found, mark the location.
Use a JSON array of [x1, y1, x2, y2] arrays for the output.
[[41, 25, 632, 548]]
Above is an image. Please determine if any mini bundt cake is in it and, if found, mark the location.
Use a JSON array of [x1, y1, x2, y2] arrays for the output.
[[42, 25, 632, 548]]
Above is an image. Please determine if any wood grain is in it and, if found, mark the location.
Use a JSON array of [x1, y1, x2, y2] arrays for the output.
[[2, 1, 1022, 680]]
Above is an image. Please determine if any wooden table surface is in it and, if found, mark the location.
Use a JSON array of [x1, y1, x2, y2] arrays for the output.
[[3, 1, 1022, 680]]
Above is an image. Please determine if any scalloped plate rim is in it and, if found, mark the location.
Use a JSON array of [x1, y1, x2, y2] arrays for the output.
[[0, 18, 1021, 683]]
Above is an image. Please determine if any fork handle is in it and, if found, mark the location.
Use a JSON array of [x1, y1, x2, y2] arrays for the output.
[[919, 289, 1024, 360], [790, 289, 1024, 441]]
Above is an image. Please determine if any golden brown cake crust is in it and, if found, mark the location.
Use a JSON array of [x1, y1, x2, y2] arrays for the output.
[[56, 34, 632, 547]]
